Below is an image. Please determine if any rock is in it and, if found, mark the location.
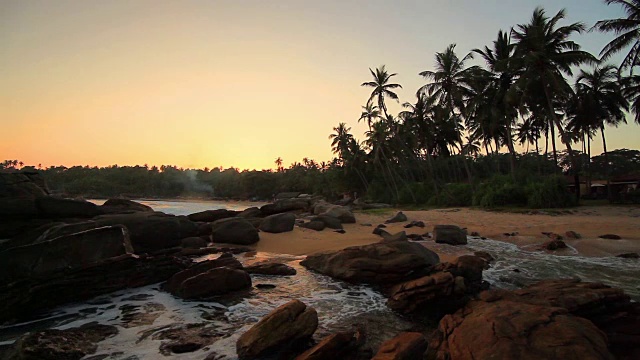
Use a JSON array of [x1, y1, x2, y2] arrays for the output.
[[541, 239, 568, 251], [6, 322, 117, 360], [381, 231, 407, 242], [259, 213, 296, 233], [256, 284, 276, 290], [565, 230, 582, 239], [94, 212, 199, 254], [237, 207, 264, 218], [100, 198, 153, 213], [0, 171, 48, 218], [320, 206, 356, 224], [260, 198, 310, 216], [165, 253, 243, 293], [187, 209, 238, 222], [470, 231, 480, 237], [172, 267, 252, 299], [35, 196, 102, 218], [599, 234, 622, 240], [433, 225, 467, 245], [473, 251, 494, 265], [312, 200, 334, 215], [155, 324, 220, 355], [376, 224, 387, 228], [181, 236, 208, 249], [542, 231, 564, 240], [616, 252, 639, 259], [385, 212, 407, 224], [236, 299, 318, 359], [372, 332, 427, 360], [311, 215, 343, 230], [295, 331, 362, 360], [210, 217, 259, 245], [373, 227, 391, 237], [361, 203, 392, 210], [403, 221, 425, 229], [33, 221, 101, 243], [244, 217, 264, 229], [0, 225, 133, 283], [428, 297, 614, 360], [245, 262, 297, 276], [300, 220, 325, 231], [301, 241, 440, 284], [406, 234, 424, 241], [334, 229, 346, 234]]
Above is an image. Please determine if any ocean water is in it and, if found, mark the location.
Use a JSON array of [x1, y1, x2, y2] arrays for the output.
[[1, 200, 637, 358]]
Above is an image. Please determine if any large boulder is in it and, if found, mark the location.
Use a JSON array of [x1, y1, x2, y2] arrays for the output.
[[210, 218, 259, 245], [94, 212, 199, 253], [187, 209, 238, 222], [259, 213, 296, 233], [372, 332, 428, 360], [245, 262, 297, 276], [385, 212, 408, 224], [260, 198, 310, 216], [311, 215, 343, 230], [301, 241, 440, 284], [165, 253, 243, 293], [236, 299, 318, 359], [300, 220, 326, 231], [433, 225, 467, 245], [100, 198, 153, 213], [181, 236, 208, 249], [35, 196, 102, 218], [171, 267, 252, 299], [312, 200, 334, 215], [5, 322, 118, 360], [320, 206, 356, 224], [237, 207, 264, 218], [0, 171, 48, 218], [0, 225, 133, 283], [295, 331, 363, 360]]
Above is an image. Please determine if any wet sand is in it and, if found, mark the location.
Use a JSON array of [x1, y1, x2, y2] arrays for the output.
[[252, 206, 640, 260]]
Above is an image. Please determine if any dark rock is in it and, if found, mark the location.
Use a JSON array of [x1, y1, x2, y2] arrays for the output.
[[473, 251, 494, 264], [565, 230, 582, 239], [244, 217, 264, 229], [197, 222, 213, 236], [361, 223, 372, 227], [312, 200, 334, 215], [301, 241, 440, 284], [210, 217, 259, 245], [470, 231, 480, 237], [260, 213, 296, 233], [616, 252, 639, 259], [433, 225, 467, 245], [320, 206, 356, 224], [385, 212, 408, 224], [541, 239, 568, 251], [236, 299, 318, 359], [0, 171, 48, 218], [6, 322, 117, 360], [295, 331, 362, 360], [155, 324, 220, 355], [373, 227, 391, 237], [503, 232, 518, 236], [381, 231, 407, 242], [172, 267, 251, 299], [376, 224, 387, 228], [100, 199, 153, 213], [0, 225, 133, 283], [334, 229, 346, 234], [311, 215, 343, 230], [36, 196, 102, 218], [542, 231, 564, 240], [256, 284, 276, 289], [245, 262, 296, 276], [94, 212, 199, 254], [406, 234, 424, 241], [403, 220, 425, 229], [237, 207, 264, 218], [260, 198, 310, 216], [181, 236, 208, 249], [300, 220, 325, 231], [165, 253, 243, 293], [372, 332, 427, 360], [599, 234, 622, 240], [187, 209, 238, 222]]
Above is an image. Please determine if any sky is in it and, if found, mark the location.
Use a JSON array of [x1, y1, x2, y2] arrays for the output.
[[1, 0, 638, 170]]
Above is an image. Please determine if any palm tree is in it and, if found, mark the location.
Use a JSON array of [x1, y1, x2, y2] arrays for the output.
[[593, 0, 640, 73], [358, 103, 380, 130], [274, 157, 283, 172], [361, 65, 402, 118], [329, 123, 355, 162], [512, 7, 597, 198], [568, 65, 628, 200]]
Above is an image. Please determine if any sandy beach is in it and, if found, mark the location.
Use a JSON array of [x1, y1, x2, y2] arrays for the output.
[[253, 206, 640, 261]]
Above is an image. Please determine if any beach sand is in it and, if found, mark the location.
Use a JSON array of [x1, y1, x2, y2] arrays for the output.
[[252, 206, 640, 260]]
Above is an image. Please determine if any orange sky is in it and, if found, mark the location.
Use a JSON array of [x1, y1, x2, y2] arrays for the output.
[[2, 1, 639, 170]]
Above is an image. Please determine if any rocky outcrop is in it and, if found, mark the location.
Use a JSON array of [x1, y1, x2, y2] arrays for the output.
[[260, 198, 310, 216], [210, 217, 259, 245], [0, 171, 48, 218], [170, 267, 252, 299], [301, 241, 440, 284], [260, 213, 296, 233], [381, 231, 407, 242], [236, 299, 318, 359], [237, 207, 264, 218], [36, 196, 102, 218], [187, 209, 239, 222], [5, 322, 118, 360], [433, 225, 467, 245], [372, 332, 428, 360], [385, 212, 408, 224], [164, 253, 243, 293], [0, 225, 133, 283], [100, 198, 153, 213], [181, 236, 208, 248], [300, 220, 325, 231], [428, 279, 640, 360], [245, 262, 297, 276], [320, 206, 356, 224], [94, 212, 199, 254], [295, 331, 363, 360], [310, 215, 342, 230]]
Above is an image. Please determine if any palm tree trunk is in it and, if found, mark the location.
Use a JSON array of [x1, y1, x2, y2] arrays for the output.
[[601, 126, 611, 202], [505, 129, 517, 178], [550, 120, 558, 171], [587, 134, 592, 198]]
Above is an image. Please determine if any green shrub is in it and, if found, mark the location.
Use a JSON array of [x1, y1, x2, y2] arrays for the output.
[[429, 183, 472, 207], [473, 175, 527, 208], [525, 176, 576, 208], [398, 181, 435, 204]]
